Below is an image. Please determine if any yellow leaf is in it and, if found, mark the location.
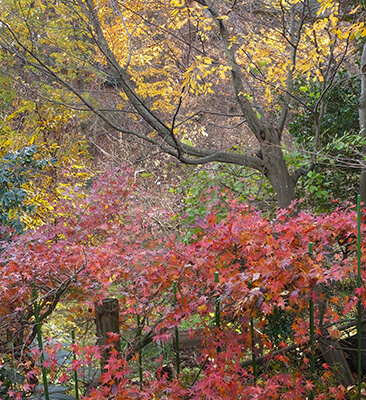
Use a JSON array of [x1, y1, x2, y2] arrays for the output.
[[198, 304, 207, 313], [170, 0, 184, 6], [329, 14, 338, 27], [315, 69, 324, 82], [265, 86, 272, 103], [348, 5, 361, 15]]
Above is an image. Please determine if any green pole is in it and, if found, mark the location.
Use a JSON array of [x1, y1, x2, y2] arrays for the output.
[[71, 330, 79, 400], [136, 315, 143, 387], [357, 195, 362, 400], [308, 242, 315, 400], [31, 283, 50, 400], [173, 281, 180, 375], [214, 271, 220, 328], [214, 271, 221, 354], [250, 317, 257, 380]]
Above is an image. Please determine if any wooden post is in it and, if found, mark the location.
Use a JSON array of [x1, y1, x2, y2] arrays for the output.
[[172, 329, 203, 350], [95, 298, 121, 369]]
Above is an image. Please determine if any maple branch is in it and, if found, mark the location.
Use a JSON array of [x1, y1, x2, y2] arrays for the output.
[[314, 40, 350, 115], [240, 343, 298, 368], [0, 113, 7, 131], [124, 318, 164, 362], [291, 165, 313, 185], [0, 258, 88, 357], [29, 260, 88, 339]]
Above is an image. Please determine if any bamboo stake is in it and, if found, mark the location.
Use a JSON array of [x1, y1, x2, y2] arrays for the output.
[[71, 330, 79, 400], [31, 282, 49, 400], [136, 315, 143, 387], [214, 271, 220, 328], [214, 271, 221, 355], [173, 281, 180, 375], [308, 242, 315, 400], [250, 317, 257, 380], [357, 195, 362, 400]]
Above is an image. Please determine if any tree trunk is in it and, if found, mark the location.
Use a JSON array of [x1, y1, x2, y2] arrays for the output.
[[359, 43, 366, 204], [262, 128, 296, 208]]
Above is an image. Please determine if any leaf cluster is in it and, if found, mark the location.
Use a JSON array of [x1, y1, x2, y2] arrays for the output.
[[176, 163, 273, 242], [289, 70, 362, 211]]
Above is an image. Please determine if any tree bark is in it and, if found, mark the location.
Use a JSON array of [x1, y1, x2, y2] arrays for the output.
[[262, 129, 296, 208]]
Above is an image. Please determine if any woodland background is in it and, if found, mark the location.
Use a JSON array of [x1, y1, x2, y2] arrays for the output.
[[1, 0, 366, 399]]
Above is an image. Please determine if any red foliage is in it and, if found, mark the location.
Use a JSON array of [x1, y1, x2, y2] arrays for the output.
[[0, 166, 363, 399]]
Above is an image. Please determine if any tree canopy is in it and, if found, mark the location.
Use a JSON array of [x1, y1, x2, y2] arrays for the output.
[[0, 0, 365, 207]]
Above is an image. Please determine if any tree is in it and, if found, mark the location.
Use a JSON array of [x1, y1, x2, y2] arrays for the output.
[[0, 0, 364, 207]]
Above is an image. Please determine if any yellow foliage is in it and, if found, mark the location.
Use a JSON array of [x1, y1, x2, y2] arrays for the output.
[[0, 73, 91, 228], [0, 0, 364, 181]]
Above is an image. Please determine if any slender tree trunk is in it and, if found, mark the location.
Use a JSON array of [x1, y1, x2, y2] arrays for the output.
[[359, 43, 366, 204]]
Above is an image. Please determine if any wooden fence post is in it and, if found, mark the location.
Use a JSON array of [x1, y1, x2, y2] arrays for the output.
[[95, 298, 121, 369]]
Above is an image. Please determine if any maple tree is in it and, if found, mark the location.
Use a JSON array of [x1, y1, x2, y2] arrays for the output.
[[0, 166, 365, 399], [0, 0, 364, 207]]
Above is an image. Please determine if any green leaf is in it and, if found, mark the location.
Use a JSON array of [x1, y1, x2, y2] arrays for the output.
[[334, 141, 344, 150], [309, 185, 317, 193], [183, 139, 194, 146], [164, 162, 174, 170], [316, 191, 328, 199]]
